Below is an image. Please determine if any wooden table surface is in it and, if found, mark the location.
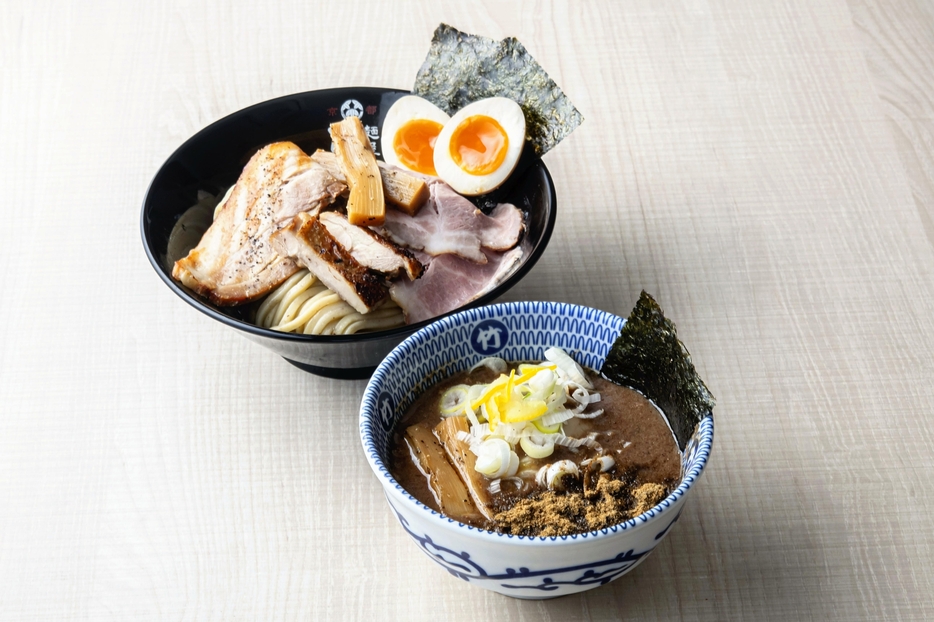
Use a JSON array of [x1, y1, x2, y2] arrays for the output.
[[3, 0, 934, 619]]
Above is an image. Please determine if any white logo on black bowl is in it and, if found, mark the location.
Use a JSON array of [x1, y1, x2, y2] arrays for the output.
[[377, 392, 395, 432], [341, 99, 364, 118], [470, 320, 508, 355]]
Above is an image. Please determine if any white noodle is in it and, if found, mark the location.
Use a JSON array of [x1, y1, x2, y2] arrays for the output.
[[255, 269, 405, 335]]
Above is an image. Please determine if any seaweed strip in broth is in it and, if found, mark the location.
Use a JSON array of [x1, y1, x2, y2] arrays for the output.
[[601, 291, 716, 450]]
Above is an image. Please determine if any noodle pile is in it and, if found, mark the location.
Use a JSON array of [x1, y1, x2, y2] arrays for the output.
[[255, 269, 405, 335]]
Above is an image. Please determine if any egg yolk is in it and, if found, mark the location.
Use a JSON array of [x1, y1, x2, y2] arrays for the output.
[[393, 118, 444, 176], [449, 115, 509, 176]]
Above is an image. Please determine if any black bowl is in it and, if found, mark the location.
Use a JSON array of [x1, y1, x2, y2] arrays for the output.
[[141, 87, 556, 379]]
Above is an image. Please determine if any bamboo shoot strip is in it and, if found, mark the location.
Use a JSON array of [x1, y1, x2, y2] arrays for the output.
[[404, 424, 481, 522], [434, 416, 495, 520], [329, 117, 385, 226], [376, 162, 429, 216], [311, 149, 429, 216]]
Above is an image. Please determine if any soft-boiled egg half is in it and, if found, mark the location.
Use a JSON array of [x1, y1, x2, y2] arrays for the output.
[[433, 97, 526, 196], [381, 96, 451, 177], [381, 95, 528, 196]]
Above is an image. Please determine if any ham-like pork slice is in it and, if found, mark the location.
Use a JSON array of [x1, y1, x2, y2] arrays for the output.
[[172, 142, 345, 305], [270, 213, 388, 314], [318, 212, 423, 280], [379, 181, 524, 263], [390, 247, 524, 324]]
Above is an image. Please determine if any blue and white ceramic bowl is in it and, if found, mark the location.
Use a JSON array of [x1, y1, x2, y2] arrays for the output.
[[360, 301, 714, 599]]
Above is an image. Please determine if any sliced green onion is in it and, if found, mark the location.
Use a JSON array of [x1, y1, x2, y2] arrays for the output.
[[540, 409, 575, 428], [532, 418, 562, 434], [525, 369, 557, 401], [574, 408, 605, 420], [505, 450, 519, 477], [473, 438, 515, 479], [544, 347, 592, 389], [439, 385, 470, 417], [535, 460, 580, 490], [520, 434, 555, 459]]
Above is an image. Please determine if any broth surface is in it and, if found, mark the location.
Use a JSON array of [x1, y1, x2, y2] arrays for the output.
[[389, 365, 682, 533]]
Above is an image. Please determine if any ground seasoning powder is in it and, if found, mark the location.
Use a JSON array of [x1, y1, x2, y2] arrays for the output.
[[493, 476, 669, 537]]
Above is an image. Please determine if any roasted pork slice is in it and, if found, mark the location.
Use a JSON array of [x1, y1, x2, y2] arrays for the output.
[[390, 247, 524, 324], [318, 212, 423, 280], [279, 164, 345, 219], [309, 150, 345, 181], [172, 142, 345, 305], [379, 180, 524, 263], [270, 212, 388, 314]]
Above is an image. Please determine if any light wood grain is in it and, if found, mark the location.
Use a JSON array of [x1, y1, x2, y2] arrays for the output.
[[849, 0, 934, 249], [2, 0, 934, 619]]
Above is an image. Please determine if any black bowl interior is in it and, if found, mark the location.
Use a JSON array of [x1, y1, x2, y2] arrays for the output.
[[141, 87, 556, 377]]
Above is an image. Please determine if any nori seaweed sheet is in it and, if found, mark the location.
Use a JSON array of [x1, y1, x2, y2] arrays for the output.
[[601, 292, 716, 451], [413, 24, 583, 156]]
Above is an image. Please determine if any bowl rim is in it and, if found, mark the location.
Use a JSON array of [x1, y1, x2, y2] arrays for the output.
[[360, 300, 714, 546], [139, 86, 558, 344]]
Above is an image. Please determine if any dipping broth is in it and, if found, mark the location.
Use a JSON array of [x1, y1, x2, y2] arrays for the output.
[[389, 356, 682, 536]]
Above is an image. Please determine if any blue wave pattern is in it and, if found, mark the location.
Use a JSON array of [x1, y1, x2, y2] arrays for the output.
[[362, 302, 626, 464], [361, 301, 714, 549], [391, 504, 650, 592]]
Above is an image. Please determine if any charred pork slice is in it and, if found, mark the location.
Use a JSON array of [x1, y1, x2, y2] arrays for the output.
[[172, 142, 345, 305], [270, 213, 388, 314], [318, 212, 423, 280]]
